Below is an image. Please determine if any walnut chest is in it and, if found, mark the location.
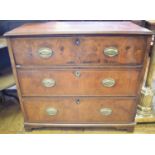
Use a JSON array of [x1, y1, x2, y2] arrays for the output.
[[4, 21, 152, 131]]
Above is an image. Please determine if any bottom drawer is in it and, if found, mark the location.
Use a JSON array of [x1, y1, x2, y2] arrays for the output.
[[23, 97, 137, 124]]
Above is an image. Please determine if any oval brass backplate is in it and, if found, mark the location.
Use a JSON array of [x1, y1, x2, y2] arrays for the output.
[[102, 78, 115, 87], [104, 47, 118, 57], [38, 48, 53, 58], [100, 108, 112, 116], [46, 107, 58, 116], [42, 78, 56, 87]]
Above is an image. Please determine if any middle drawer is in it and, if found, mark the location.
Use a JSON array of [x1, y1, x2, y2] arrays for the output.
[[17, 68, 141, 96]]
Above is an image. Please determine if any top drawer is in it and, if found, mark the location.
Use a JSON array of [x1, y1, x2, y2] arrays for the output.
[[10, 36, 147, 66]]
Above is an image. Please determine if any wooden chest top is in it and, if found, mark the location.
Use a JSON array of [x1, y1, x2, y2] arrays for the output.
[[4, 21, 152, 36]]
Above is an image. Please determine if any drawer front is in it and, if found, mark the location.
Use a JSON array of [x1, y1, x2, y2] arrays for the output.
[[11, 36, 147, 66], [18, 69, 141, 96], [23, 97, 137, 123]]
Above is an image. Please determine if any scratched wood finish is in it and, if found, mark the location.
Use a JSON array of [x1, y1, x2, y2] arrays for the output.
[[23, 97, 137, 123], [11, 36, 147, 66], [17, 69, 141, 96]]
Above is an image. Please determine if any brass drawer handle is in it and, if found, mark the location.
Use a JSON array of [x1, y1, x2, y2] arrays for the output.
[[100, 108, 112, 116], [38, 48, 53, 58], [46, 107, 58, 116], [102, 78, 115, 87], [104, 47, 118, 57], [42, 78, 56, 87]]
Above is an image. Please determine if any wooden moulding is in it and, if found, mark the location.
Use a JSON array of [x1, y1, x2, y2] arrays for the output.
[[24, 122, 136, 132]]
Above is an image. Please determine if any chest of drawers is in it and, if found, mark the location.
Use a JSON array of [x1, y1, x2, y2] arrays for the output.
[[4, 21, 152, 131]]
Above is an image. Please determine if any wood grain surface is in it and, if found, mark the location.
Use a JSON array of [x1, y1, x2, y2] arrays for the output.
[[11, 36, 147, 65], [4, 21, 152, 36], [17, 68, 141, 96], [23, 97, 137, 123]]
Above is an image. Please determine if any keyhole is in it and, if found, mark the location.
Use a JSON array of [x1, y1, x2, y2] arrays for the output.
[[75, 99, 80, 104], [75, 71, 81, 77], [75, 38, 80, 46]]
